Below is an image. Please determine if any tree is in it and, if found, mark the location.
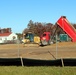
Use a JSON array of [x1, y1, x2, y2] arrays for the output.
[[23, 20, 54, 36], [23, 20, 76, 37], [16, 33, 23, 40], [73, 23, 76, 29]]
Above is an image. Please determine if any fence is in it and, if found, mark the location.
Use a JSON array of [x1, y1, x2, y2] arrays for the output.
[[0, 40, 76, 65]]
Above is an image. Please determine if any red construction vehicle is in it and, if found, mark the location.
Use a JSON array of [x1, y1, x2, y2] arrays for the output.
[[40, 32, 52, 45], [57, 16, 76, 42], [40, 16, 76, 46]]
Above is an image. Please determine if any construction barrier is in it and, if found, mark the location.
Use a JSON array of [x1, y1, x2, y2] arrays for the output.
[[0, 58, 76, 66]]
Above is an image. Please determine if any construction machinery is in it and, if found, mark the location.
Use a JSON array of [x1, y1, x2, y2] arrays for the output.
[[22, 16, 76, 46], [56, 16, 76, 42], [22, 32, 52, 46], [22, 32, 40, 45], [39, 16, 76, 45], [40, 32, 52, 45]]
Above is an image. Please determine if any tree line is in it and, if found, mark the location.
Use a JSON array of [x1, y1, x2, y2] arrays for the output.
[[22, 20, 76, 37]]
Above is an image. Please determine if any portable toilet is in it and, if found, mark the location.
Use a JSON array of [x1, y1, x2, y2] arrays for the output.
[[59, 34, 68, 42]]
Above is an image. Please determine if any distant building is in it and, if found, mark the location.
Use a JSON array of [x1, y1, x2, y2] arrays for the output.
[[0, 28, 18, 44]]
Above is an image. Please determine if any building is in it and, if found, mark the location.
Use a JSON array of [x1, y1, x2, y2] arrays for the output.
[[0, 28, 18, 44], [0, 32, 18, 44]]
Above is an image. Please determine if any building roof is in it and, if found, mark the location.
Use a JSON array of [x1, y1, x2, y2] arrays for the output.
[[0, 33, 12, 36]]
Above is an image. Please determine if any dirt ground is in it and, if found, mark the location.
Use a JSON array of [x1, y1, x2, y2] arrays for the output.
[[0, 42, 76, 60]]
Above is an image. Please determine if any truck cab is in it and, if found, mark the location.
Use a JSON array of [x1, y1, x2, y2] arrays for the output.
[[40, 32, 51, 45]]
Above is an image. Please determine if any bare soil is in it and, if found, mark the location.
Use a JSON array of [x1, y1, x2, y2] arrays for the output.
[[0, 42, 76, 60]]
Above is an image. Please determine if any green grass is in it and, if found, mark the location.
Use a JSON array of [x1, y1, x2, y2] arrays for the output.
[[0, 66, 76, 75]]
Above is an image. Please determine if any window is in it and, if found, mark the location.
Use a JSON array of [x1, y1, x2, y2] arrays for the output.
[[43, 34, 46, 37]]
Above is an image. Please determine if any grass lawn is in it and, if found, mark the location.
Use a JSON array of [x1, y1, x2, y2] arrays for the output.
[[0, 66, 76, 75]]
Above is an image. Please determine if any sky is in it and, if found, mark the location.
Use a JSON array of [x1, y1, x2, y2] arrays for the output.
[[0, 0, 76, 33]]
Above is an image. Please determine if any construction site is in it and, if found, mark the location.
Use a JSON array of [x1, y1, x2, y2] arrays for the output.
[[0, 16, 76, 66]]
